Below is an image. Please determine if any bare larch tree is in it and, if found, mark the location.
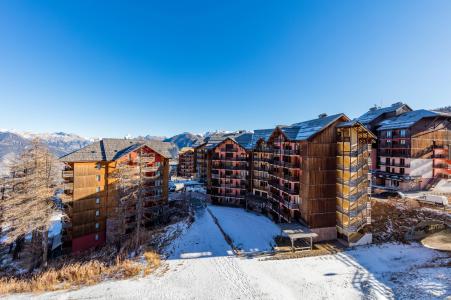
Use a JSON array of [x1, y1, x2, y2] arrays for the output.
[[0, 138, 61, 269]]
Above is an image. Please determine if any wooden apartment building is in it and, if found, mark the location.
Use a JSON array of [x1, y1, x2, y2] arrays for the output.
[[207, 133, 253, 206], [248, 114, 374, 242], [357, 103, 451, 191], [60, 139, 172, 253], [177, 147, 195, 178], [373, 110, 451, 191], [198, 114, 375, 243]]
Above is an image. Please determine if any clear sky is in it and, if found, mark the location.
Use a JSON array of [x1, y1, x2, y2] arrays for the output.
[[1, 1, 450, 138]]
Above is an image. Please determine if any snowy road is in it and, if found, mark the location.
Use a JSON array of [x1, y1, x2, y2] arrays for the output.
[[10, 205, 451, 300]]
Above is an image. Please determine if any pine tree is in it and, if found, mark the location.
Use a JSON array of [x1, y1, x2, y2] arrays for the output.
[[0, 138, 61, 269]]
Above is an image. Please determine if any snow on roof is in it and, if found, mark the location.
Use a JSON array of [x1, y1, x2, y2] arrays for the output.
[[205, 132, 243, 150], [233, 132, 254, 150], [377, 109, 451, 131], [281, 113, 347, 141], [247, 128, 274, 149], [356, 102, 411, 124]]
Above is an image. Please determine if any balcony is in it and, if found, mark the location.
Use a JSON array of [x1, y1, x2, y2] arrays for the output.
[[212, 156, 248, 161], [142, 166, 160, 172], [378, 161, 410, 168], [271, 160, 300, 169], [140, 157, 155, 163], [281, 199, 299, 210], [211, 164, 248, 171], [253, 175, 269, 181], [280, 149, 301, 155], [219, 148, 238, 153]]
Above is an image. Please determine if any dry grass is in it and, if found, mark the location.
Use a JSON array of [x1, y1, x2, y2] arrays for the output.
[[143, 251, 161, 276], [0, 257, 145, 295]]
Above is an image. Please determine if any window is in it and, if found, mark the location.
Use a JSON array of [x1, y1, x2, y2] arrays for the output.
[[95, 223, 99, 229], [96, 187, 101, 193], [400, 129, 407, 137], [386, 167, 390, 172], [96, 163, 101, 170], [386, 131, 392, 138], [400, 168, 405, 175], [96, 197, 100, 204], [96, 210, 100, 217], [385, 158, 390, 164], [96, 175, 101, 181], [400, 158, 405, 166], [95, 234, 99, 241], [400, 139, 406, 145], [386, 139, 392, 144]]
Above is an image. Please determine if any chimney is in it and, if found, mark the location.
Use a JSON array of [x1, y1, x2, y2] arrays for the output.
[[369, 105, 378, 112], [318, 113, 327, 119]]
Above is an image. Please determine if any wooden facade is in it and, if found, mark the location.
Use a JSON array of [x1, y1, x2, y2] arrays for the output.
[[177, 147, 195, 178], [374, 112, 451, 191], [61, 140, 170, 254]]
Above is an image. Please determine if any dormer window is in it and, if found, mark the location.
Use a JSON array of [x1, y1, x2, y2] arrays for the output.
[[386, 131, 392, 138]]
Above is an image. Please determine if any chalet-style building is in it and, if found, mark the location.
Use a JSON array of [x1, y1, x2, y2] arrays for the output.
[[247, 114, 374, 242], [208, 134, 253, 206], [177, 147, 195, 178], [357, 103, 451, 191], [194, 143, 208, 183], [373, 110, 451, 191], [356, 102, 412, 171], [250, 129, 274, 201], [60, 139, 172, 253]]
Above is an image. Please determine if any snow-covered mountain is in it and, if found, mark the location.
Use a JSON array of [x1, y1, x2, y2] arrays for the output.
[[434, 106, 451, 113], [0, 130, 91, 175], [164, 132, 204, 149]]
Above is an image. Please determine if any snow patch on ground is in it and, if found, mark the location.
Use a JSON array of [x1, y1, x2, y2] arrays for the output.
[[208, 205, 280, 253]]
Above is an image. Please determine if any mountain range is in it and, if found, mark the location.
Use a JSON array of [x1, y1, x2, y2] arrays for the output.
[[0, 130, 209, 175], [0, 130, 93, 175]]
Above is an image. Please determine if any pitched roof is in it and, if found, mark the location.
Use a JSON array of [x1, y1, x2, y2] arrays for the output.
[[205, 132, 241, 150], [234, 132, 254, 150], [377, 109, 451, 131], [280, 113, 347, 141], [60, 138, 174, 162], [337, 120, 377, 139], [248, 129, 274, 149], [356, 102, 411, 125]]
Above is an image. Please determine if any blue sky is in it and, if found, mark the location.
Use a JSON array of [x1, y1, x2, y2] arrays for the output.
[[1, 1, 450, 138]]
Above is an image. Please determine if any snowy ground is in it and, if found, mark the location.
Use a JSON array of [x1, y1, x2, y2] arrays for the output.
[[208, 205, 280, 253], [9, 205, 451, 300]]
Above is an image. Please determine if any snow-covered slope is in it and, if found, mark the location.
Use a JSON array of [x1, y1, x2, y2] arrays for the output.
[[13, 205, 450, 300]]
